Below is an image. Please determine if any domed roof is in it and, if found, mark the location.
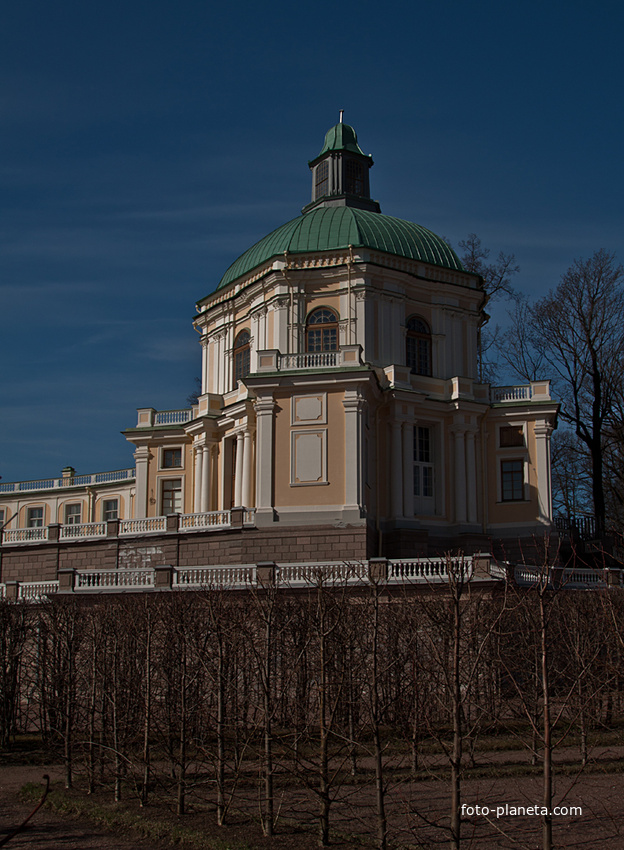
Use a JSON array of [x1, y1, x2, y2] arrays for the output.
[[217, 206, 463, 290], [313, 122, 371, 160]]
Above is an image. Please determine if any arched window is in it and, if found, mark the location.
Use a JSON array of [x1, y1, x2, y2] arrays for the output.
[[233, 330, 250, 385], [306, 308, 339, 352], [406, 316, 431, 376]]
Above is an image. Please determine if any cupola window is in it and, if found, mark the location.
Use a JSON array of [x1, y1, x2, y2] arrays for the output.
[[234, 330, 251, 385], [406, 316, 432, 376], [345, 160, 364, 196], [315, 161, 329, 199], [306, 308, 339, 353]]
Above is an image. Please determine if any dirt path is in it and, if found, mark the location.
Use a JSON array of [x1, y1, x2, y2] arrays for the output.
[[0, 765, 168, 849]]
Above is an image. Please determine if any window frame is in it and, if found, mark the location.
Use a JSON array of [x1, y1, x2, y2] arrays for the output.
[[233, 329, 251, 387], [344, 159, 364, 196], [161, 447, 183, 469], [406, 315, 432, 377], [305, 308, 339, 353], [500, 459, 526, 502], [64, 503, 82, 525], [161, 478, 183, 515], [413, 425, 435, 509], [27, 506, 44, 528], [499, 425, 525, 448], [315, 160, 329, 199], [102, 498, 119, 521]]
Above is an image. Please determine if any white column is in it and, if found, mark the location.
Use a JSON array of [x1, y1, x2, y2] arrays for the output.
[[255, 396, 275, 513], [403, 422, 414, 518], [133, 446, 151, 518], [201, 445, 211, 513], [343, 390, 364, 510], [194, 445, 203, 512], [234, 432, 244, 506], [452, 427, 467, 523], [534, 420, 554, 523], [242, 430, 253, 507], [466, 428, 478, 524], [390, 420, 403, 519]]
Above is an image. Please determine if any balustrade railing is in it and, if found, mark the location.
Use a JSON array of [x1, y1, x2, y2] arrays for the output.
[[3, 527, 49, 544], [119, 518, 167, 535], [0, 468, 135, 494], [277, 561, 367, 585], [2, 509, 258, 545], [179, 511, 231, 530], [154, 409, 194, 425], [513, 564, 610, 589], [554, 515, 598, 540], [279, 352, 338, 370], [19, 581, 59, 600], [490, 385, 532, 403], [388, 557, 474, 582], [60, 522, 106, 540], [77, 569, 154, 589], [175, 565, 256, 587]]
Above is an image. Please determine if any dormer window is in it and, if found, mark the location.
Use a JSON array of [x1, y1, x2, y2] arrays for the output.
[[406, 316, 432, 376], [306, 308, 339, 352], [234, 330, 251, 385]]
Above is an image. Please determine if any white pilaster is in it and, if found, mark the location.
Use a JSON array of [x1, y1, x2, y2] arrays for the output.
[[466, 428, 478, 524], [452, 427, 467, 523], [403, 422, 414, 518], [343, 390, 364, 510], [234, 432, 244, 506], [534, 420, 554, 523], [390, 420, 403, 519], [133, 446, 151, 518], [255, 395, 276, 512], [242, 430, 253, 507], [201, 445, 211, 512]]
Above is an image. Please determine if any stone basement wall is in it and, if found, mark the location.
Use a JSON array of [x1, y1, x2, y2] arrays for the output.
[[0, 524, 370, 583]]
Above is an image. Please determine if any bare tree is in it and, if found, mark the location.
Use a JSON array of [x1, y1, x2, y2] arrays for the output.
[[501, 250, 624, 534], [458, 233, 520, 381]]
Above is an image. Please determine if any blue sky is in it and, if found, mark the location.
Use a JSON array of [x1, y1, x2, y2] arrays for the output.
[[2, 0, 623, 483]]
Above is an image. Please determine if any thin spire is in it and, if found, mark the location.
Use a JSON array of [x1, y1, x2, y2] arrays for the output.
[[339, 109, 344, 123]]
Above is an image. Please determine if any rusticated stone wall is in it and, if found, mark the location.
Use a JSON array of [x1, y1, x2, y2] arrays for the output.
[[0, 523, 370, 583]]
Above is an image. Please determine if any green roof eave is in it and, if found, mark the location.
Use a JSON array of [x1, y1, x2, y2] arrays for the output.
[[211, 206, 464, 293]]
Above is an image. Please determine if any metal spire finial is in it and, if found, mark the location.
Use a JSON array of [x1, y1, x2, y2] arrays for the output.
[[339, 109, 344, 123]]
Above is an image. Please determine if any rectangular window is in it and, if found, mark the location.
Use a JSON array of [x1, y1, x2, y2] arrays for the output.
[[500, 426, 524, 447], [413, 426, 434, 499], [0, 509, 5, 528], [27, 507, 44, 528], [102, 499, 118, 521], [306, 327, 337, 352], [162, 479, 182, 514], [345, 160, 364, 195], [162, 448, 182, 469], [65, 503, 82, 525], [501, 460, 525, 501], [315, 161, 329, 198]]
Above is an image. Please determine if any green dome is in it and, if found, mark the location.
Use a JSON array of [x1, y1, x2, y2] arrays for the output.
[[314, 122, 370, 160], [217, 206, 463, 290]]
